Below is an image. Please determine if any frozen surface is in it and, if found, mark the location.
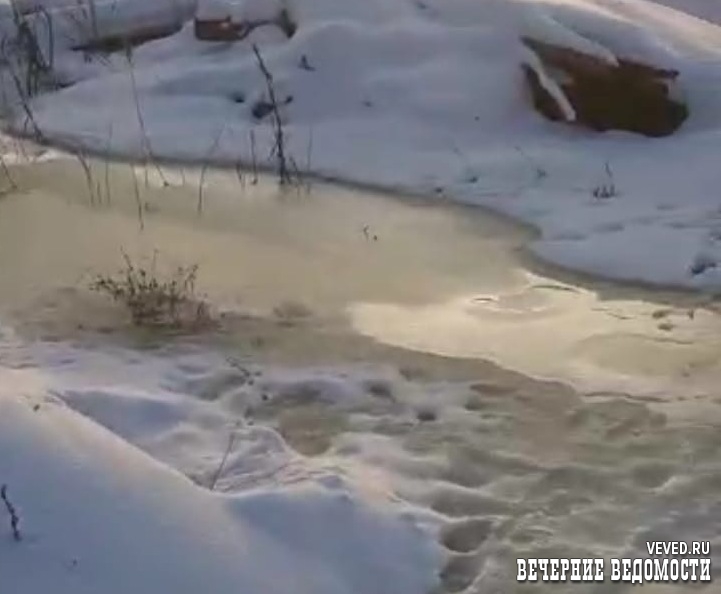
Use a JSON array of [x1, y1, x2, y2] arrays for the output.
[[3, 0, 721, 289]]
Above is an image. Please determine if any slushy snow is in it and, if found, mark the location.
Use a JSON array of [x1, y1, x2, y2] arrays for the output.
[[2, 325, 721, 593]]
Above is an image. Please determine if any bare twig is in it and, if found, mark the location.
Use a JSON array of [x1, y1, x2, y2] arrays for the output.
[[605, 160, 615, 183], [104, 123, 113, 204], [197, 126, 225, 215], [4, 60, 45, 141], [0, 3, 54, 144], [85, 0, 99, 41], [64, 0, 100, 44], [592, 159, 619, 199], [8, 3, 52, 97], [249, 128, 258, 185], [209, 426, 238, 491], [1, 484, 21, 542], [9, 134, 30, 163], [252, 43, 293, 185], [129, 163, 145, 230], [234, 161, 245, 189], [74, 149, 96, 205], [36, 5, 54, 73], [0, 146, 17, 191], [303, 126, 313, 193], [124, 45, 169, 188]]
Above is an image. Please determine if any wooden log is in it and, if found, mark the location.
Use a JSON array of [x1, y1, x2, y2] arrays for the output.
[[521, 36, 688, 137], [194, 10, 297, 42]]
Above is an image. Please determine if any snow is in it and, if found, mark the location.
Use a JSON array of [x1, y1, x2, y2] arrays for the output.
[[0, 334, 441, 594], [2, 323, 721, 592], [520, 44, 577, 121], [2, 2, 721, 590], [651, 1, 721, 25], [3, 0, 721, 290], [1, 0, 195, 48]]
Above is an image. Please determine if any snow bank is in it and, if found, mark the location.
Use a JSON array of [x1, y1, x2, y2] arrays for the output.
[[7, 0, 721, 289], [0, 363, 440, 594], [3, 327, 721, 592]]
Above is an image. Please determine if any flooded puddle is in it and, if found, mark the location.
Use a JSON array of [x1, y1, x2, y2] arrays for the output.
[[0, 155, 526, 312], [1, 150, 720, 593], [1, 153, 720, 414], [351, 279, 721, 413]]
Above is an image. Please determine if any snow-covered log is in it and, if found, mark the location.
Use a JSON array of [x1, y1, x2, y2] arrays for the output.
[[521, 36, 688, 137]]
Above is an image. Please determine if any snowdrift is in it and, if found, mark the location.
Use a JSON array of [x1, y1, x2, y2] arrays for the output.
[[0, 366, 439, 594]]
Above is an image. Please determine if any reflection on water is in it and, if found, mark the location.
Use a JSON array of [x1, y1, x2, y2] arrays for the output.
[[351, 277, 721, 414]]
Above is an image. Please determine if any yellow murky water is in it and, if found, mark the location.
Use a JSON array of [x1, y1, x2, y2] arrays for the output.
[[2, 149, 720, 594], [1, 152, 720, 415], [0, 156, 526, 310]]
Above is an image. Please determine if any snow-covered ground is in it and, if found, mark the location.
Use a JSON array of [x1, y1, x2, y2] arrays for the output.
[[2, 319, 721, 593], [651, 1, 721, 25], [2, 3, 721, 593], [2, 0, 721, 289], [0, 323, 441, 594]]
